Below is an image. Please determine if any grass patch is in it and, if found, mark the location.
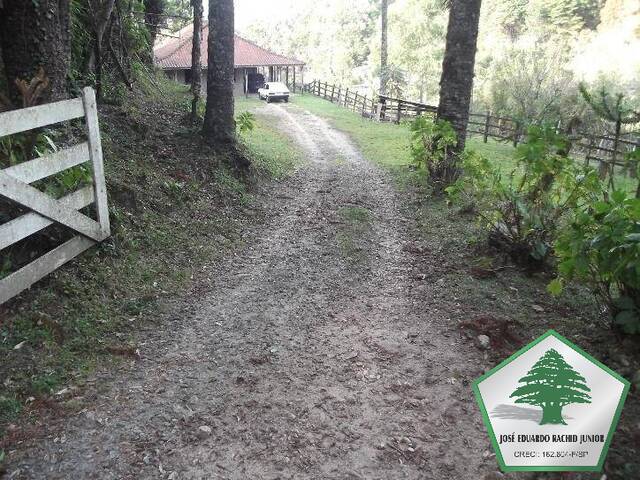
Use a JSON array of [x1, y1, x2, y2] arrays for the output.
[[292, 94, 639, 194], [338, 206, 372, 224], [292, 95, 515, 170], [292, 95, 411, 173], [335, 205, 373, 264], [291, 94, 520, 189], [235, 95, 302, 178], [0, 397, 21, 427]]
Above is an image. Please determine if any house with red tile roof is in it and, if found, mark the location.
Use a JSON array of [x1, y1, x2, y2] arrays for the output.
[[154, 24, 305, 95]]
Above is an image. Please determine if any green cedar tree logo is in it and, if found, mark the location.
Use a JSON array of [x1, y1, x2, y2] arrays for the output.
[[510, 348, 592, 425]]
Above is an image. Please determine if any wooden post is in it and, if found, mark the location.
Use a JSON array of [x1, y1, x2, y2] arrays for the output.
[[293, 67, 296, 93], [396, 100, 402, 124], [610, 119, 622, 189], [585, 135, 595, 167], [377, 96, 387, 122], [513, 121, 520, 148], [331, 84, 336, 103], [354, 92, 359, 112], [344, 88, 349, 107], [244, 68, 248, 98], [483, 111, 491, 143], [82, 87, 110, 238]]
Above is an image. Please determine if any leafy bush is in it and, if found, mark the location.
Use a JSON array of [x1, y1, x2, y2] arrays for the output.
[[553, 188, 640, 334], [448, 125, 602, 269], [0, 132, 57, 168], [236, 111, 256, 135], [409, 116, 461, 192]]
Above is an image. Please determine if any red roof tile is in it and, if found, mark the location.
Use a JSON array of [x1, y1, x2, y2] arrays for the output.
[[154, 24, 305, 70]]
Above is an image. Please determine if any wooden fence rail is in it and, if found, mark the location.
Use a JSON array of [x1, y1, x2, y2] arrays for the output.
[[0, 87, 110, 304], [303, 79, 640, 172]]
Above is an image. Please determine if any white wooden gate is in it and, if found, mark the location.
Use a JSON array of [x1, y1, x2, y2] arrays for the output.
[[0, 87, 110, 304]]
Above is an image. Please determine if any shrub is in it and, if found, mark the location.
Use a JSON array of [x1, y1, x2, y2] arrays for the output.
[[553, 188, 640, 334], [447, 125, 602, 270], [409, 116, 461, 192], [236, 111, 256, 135]]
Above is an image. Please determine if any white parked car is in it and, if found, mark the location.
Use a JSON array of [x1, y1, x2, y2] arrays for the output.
[[258, 82, 290, 103]]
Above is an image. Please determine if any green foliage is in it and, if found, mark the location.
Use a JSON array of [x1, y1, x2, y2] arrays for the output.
[[0, 131, 91, 198], [162, 179, 187, 202], [45, 165, 94, 199], [554, 188, 640, 333], [536, 0, 603, 32], [448, 125, 602, 268], [380, 65, 407, 98], [409, 116, 460, 191], [0, 132, 57, 168], [69, 0, 155, 100], [0, 395, 22, 426], [579, 84, 640, 124], [236, 98, 300, 179], [479, 41, 580, 125], [236, 111, 256, 134]]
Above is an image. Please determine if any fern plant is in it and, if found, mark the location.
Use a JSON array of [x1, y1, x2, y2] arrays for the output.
[[236, 111, 256, 135], [409, 116, 461, 192]]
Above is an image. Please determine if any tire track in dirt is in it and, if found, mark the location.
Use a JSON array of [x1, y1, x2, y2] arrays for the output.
[[4, 102, 495, 479]]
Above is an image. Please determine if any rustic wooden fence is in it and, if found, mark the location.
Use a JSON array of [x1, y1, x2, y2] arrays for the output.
[[0, 87, 110, 304], [303, 80, 640, 172]]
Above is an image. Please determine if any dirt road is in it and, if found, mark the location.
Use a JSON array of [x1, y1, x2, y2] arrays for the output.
[[5, 103, 495, 479]]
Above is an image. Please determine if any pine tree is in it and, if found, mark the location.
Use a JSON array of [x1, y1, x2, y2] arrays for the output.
[[579, 84, 640, 187], [202, 0, 235, 145], [190, 0, 203, 120], [510, 349, 591, 425], [437, 0, 483, 153], [0, 0, 71, 104], [380, 0, 389, 96]]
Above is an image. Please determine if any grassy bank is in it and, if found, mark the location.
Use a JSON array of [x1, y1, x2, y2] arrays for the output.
[[291, 94, 638, 193], [291, 94, 515, 177], [0, 82, 300, 443]]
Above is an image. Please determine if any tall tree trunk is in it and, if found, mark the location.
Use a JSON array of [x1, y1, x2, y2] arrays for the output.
[[144, 0, 165, 59], [191, 0, 203, 120], [437, 0, 482, 152], [0, 0, 71, 105], [380, 0, 389, 96], [202, 0, 235, 146], [89, 0, 117, 101]]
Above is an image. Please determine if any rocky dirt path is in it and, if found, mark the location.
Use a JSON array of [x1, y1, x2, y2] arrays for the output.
[[5, 102, 496, 479]]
